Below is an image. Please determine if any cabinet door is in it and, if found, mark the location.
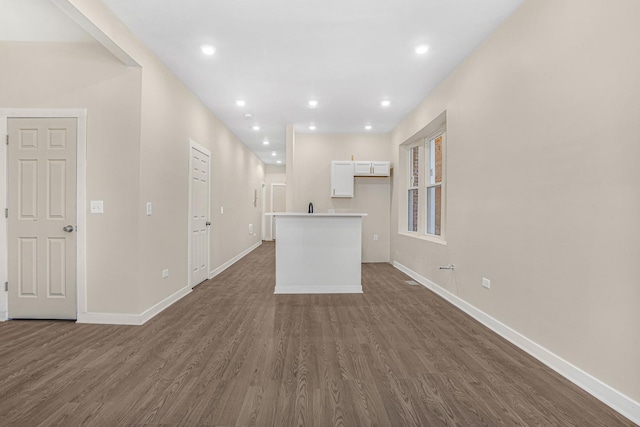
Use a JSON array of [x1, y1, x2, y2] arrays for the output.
[[331, 161, 354, 197], [354, 161, 372, 176], [371, 161, 390, 176]]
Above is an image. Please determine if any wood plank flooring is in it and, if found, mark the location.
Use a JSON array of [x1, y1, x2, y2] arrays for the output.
[[0, 242, 635, 426]]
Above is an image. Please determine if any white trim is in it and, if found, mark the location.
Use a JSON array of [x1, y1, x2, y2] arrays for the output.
[[398, 231, 448, 246], [209, 241, 261, 279], [269, 183, 286, 240], [77, 283, 192, 325], [393, 261, 640, 425], [0, 109, 87, 322], [424, 132, 447, 241], [188, 139, 211, 288], [0, 118, 6, 321], [274, 285, 362, 294], [76, 312, 140, 326], [260, 182, 266, 241]]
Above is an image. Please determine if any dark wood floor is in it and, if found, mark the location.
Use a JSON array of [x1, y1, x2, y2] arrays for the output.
[[0, 242, 634, 427]]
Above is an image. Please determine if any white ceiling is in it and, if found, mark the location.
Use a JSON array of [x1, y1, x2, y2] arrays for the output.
[[4, 0, 523, 165]]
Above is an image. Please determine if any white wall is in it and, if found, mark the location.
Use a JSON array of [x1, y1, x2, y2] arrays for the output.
[[68, 0, 266, 316], [390, 0, 640, 404], [290, 133, 391, 262], [0, 41, 143, 314], [1, 0, 265, 319], [134, 51, 265, 311]]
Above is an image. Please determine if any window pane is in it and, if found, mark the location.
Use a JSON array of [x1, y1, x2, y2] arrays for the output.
[[409, 146, 419, 188], [426, 185, 442, 236], [408, 189, 418, 232], [428, 135, 443, 184]]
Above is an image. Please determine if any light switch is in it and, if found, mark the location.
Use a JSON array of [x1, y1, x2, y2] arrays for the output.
[[146, 202, 152, 216], [90, 200, 103, 214]]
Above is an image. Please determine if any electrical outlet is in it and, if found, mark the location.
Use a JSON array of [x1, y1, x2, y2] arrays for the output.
[[373, 233, 379, 241], [90, 200, 103, 214], [249, 224, 253, 234], [162, 269, 169, 279], [482, 277, 491, 289]]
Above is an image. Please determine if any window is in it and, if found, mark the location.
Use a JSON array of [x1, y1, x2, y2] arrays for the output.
[[403, 131, 446, 240], [426, 134, 443, 236], [408, 145, 420, 232]]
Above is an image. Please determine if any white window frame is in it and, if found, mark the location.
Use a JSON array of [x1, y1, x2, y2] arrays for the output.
[[425, 133, 445, 238], [399, 129, 446, 244]]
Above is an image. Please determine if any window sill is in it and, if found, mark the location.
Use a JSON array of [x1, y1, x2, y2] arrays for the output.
[[397, 231, 447, 246]]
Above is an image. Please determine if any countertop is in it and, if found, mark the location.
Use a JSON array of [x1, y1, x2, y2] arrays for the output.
[[265, 212, 367, 217]]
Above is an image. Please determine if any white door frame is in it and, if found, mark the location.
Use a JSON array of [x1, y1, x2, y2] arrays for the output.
[[187, 139, 211, 288], [270, 183, 286, 241], [260, 182, 266, 241], [0, 109, 87, 321]]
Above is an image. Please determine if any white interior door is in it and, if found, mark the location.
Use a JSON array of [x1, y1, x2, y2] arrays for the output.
[[189, 143, 211, 287], [7, 117, 77, 319], [261, 182, 266, 241], [271, 183, 286, 240]]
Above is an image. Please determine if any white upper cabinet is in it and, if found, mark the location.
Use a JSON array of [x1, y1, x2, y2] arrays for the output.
[[354, 161, 373, 176], [371, 161, 390, 176], [331, 160, 391, 197], [353, 161, 390, 177], [331, 161, 354, 197]]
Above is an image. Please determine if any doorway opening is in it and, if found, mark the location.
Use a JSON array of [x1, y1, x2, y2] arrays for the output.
[[270, 183, 286, 240]]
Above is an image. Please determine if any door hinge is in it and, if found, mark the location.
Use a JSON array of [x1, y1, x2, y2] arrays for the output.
[[4, 282, 7, 292], [5, 135, 8, 145], [4, 208, 7, 218]]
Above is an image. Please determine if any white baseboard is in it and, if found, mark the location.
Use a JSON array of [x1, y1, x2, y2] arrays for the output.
[[139, 284, 191, 324], [0, 311, 7, 321], [274, 285, 363, 294], [76, 311, 141, 325], [77, 284, 192, 326], [209, 241, 262, 279], [393, 261, 640, 426]]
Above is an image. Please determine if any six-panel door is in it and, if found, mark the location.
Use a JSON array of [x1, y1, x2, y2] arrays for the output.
[[7, 118, 77, 319]]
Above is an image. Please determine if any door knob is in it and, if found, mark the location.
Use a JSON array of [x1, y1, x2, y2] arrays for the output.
[[63, 225, 74, 232]]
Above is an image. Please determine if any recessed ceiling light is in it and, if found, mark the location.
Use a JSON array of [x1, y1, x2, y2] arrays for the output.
[[365, 125, 372, 130], [201, 45, 215, 55], [381, 100, 391, 107], [309, 125, 316, 131], [415, 44, 430, 55], [244, 113, 253, 119], [271, 151, 277, 156], [236, 100, 246, 107], [277, 160, 282, 164], [263, 139, 269, 145], [308, 100, 318, 109], [252, 125, 260, 131]]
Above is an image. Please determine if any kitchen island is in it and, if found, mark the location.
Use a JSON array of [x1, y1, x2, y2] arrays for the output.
[[268, 213, 367, 294]]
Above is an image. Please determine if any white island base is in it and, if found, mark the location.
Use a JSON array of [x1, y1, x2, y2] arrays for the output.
[[272, 213, 367, 294]]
